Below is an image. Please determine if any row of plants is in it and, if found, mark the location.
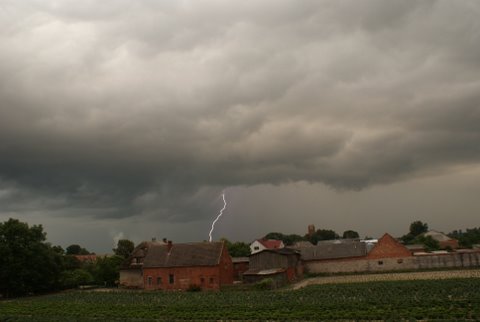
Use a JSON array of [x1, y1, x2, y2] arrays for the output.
[[1, 278, 479, 320]]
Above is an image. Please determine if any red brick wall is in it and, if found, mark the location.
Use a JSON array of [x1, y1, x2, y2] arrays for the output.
[[143, 266, 222, 291], [218, 245, 234, 285], [440, 239, 459, 249], [367, 233, 412, 259]]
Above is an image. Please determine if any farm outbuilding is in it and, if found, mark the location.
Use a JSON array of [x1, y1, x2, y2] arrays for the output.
[[244, 248, 302, 285]]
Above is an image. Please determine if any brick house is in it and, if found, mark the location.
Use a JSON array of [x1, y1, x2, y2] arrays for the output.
[[142, 241, 233, 291]]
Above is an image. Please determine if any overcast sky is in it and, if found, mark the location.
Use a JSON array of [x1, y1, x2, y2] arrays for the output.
[[1, 0, 479, 252]]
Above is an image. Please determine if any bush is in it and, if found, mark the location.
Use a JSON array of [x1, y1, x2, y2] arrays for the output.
[[62, 269, 94, 288], [254, 278, 274, 290]]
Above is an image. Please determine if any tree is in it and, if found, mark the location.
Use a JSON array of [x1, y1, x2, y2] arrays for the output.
[[113, 239, 135, 259], [401, 221, 429, 244], [221, 238, 251, 257], [0, 218, 62, 297], [264, 232, 305, 246], [449, 227, 480, 248], [93, 255, 124, 287], [412, 235, 440, 251], [342, 230, 360, 239], [409, 221, 428, 237], [306, 229, 339, 245], [66, 244, 90, 255], [61, 269, 94, 288]]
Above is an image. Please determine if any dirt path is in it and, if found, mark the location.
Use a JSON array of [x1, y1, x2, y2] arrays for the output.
[[291, 269, 480, 290]]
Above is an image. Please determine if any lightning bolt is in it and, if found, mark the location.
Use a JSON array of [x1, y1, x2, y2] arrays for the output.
[[209, 191, 227, 242]]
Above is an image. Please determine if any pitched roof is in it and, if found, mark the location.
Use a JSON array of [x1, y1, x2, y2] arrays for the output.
[[423, 230, 455, 242], [252, 248, 300, 257], [297, 241, 367, 261], [257, 239, 284, 249], [143, 242, 225, 268], [290, 241, 314, 249], [121, 241, 167, 269], [367, 233, 412, 259]]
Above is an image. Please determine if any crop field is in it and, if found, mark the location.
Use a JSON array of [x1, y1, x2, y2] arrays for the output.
[[1, 278, 479, 321]]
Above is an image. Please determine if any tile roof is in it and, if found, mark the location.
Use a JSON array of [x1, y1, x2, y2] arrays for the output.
[[143, 242, 225, 268], [298, 241, 367, 261], [258, 239, 283, 249]]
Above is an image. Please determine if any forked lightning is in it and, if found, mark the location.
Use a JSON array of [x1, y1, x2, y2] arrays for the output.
[[208, 192, 227, 242]]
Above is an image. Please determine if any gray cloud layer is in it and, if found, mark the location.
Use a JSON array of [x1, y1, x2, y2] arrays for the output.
[[1, 0, 480, 223]]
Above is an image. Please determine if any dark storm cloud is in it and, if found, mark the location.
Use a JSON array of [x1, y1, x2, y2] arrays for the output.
[[1, 0, 479, 221]]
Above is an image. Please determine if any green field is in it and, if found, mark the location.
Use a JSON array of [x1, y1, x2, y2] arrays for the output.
[[1, 278, 479, 321]]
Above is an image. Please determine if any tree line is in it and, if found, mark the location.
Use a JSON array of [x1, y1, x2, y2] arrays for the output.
[[259, 221, 480, 251], [261, 229, 360, 247], [0, 218, 133, 298]]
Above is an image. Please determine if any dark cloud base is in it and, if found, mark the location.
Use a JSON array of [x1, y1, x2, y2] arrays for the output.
[[1, 0, 480, 223]]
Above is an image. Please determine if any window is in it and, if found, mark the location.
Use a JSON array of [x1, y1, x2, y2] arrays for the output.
[[209, 277, 214, 284], [147, 276, 152, 285], [254, 246, 259, 250], [169, 274, 174, 284], [397, 259, 404, 264], [378, 261, 383, 265], [157, 277, 162, 284], [200, 277, 205, 284]]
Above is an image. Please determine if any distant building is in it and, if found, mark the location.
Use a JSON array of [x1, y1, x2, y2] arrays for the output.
[[298, 240, 368, 262], [405, 244, 426, 254], [250, 239, 285, 254], [422, 230, 459, 249]]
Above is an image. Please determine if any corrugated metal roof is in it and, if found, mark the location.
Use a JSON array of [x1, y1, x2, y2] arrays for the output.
[[298, 241, 367, 261], [232, 257, 250, 263], [143, 242, 224, 268]]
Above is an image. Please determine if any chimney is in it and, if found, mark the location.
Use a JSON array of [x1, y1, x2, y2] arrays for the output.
[[167, 240, 173, 252], [162, 238, 167, 244]]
